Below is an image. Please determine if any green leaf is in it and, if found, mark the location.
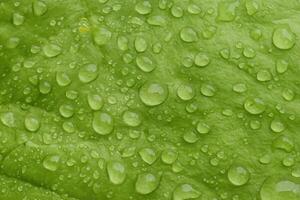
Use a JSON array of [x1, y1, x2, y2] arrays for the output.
[[0, 0, 300, 200]]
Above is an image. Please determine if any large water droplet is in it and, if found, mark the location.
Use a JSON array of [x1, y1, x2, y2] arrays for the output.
[[56, 72, 71, 86], [136, 55, 155, 72], [43, 155, 60, 171], [135, 1, 152, 15], [24, 114, 40, 132], [244, 98, 266, 114], [177, 84, 195, 101], [260, 176, 300, 200], [139, 148, 157, 165], [135, 37, 148, 52], [217, 1, 237, 22], [270, 119, 285, 133], [180, 27, 198, 43], [33, 1, 48, 16], [194, 53, 210, 67], [43, 44, 62, 58], [173, 184, 200, 200], [0, 112, 16, 127], [272, 135, 294, 152], [139, 82, 168, 106], [92, 112, 114, 135], [93, 27, 112, 45], [59, 104, 74, 118], [122, 110, 142, 127], [78, 64, 98, 83], [227, 164, 250, 186], [107, 161, 126, 185], [273, 27, 296, 50], [161, 149, 178, 164], [135, 173, 160, 194], [87, 94, 104, 110]]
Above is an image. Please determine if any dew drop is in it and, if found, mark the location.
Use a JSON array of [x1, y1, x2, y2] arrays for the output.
[[39, 80, 52, 94], [257, 70, 272, 82], [200, 84, 216, 97], [272, 135, 294, 152], [24, 114, 40, 132], [93, 27, 112, 46], [135, 37, 148, 53], [244, 98, 266, 115], [136, 55, 155, 72], [0, 112, 16, 128], [87, 94, 104, 110], [59, 104, 74, 118], [194, 53, 210, 67], [139, 82, 168, 106], [135, 173, 160, 195], [177, 84, 195, 101], [56, 72, 71, 86], [161, 149, 178, 164], [13, 13, 25, 26], [139, 148, 157, 165], [78, 64, 98, 83], [43, 44, 62, 58], [217, 1, 237, 22], [43, 155, 60, 171], [122, 110, 142, 127], [33, 1, 48, 16], [196, 122, 210, 134], [107, 161, 126, 185], [173, 184, 200, 200], [180, 27, 198, 43], [92, 112, 114, 135], [270, 119, 285, 133], [135, 1, 152, 15], [227, 164, 250, 186], [273, 27, 296, 50]]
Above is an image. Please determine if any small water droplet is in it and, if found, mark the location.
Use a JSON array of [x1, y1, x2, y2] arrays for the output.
[[93, 27, 112, 45], [139, 148, 157, 165], [173, 184, 200, 200], [43, 44, 62, 58], [33, 1, 48, 16], [135, 1, 152, 15], [24, 114, 40, 132], [177, 84, 195, 101], [122, 110, 142, 127], [0, 112, 16, 127], [135, 37, 148, 52], [180, 27, 198, 43], [194, 53, 210, 67], [244, 98, 266, 115], [78, 64, 98, 83], [136, 55, 155, 72], [87, 94, 104, 110], [43, 155, 60, 171]]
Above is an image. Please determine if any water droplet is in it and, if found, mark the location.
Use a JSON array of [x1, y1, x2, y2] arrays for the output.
[[87, 94, 104, 110], [56, 72, 71, 86], [196, 122, 210, 134], [273, 26, 296, 50], [183, 132, 198, 144], [272, 135, 294, 152], [173, 184, 200, 200], [92, 112, 114, 135], [139, 148, 157, 165], [233, 83, 247, 93], [107, 161, 126, 185], [270, 119, 285, 133], [78, 64, 98, 83], [282, 88, 295, 101], [245, 0, 259, 15], [135, 1, 152, 15], [43, 44, 62, 58], [227, 164, 250, 186], [171, 5, 184, 18], [0, 112, 16, 127], [135, 37, 148, 52], [117, 36, 128, 51], [276, 60, 288, 74], [257, 70, 272, 82], [161, 149, 178, 164], [33, 1, 48, 16], [24, 115, 40, 132], [250, 28, 262, 40], [244, 98, 266, 115], [177, 84, 195, 101], [243, 47, 256, 58], [282, 156, 294, 167], [260, 176, 300, 200], [139, 82, 168, 106], [187, 4, 201, 15], [219, 48, 230, 59], [59, 104, 74, 118], [93, 27, 112, 45], [43, 155, 60, 171], [180, 27, 198, 43], [194, 53, 210, 67], [136, 55, 155, 72], [259, 154, 271, 164], [13, 13, 25, 26], [250, 120, 261, 130], [122, 110, 142, 127], [135, 173, 160, 194], [217, 1, 237, 22], [147, 15, 166, 26], [39, 80, 52, 94], [200, 84, 216, 97]]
